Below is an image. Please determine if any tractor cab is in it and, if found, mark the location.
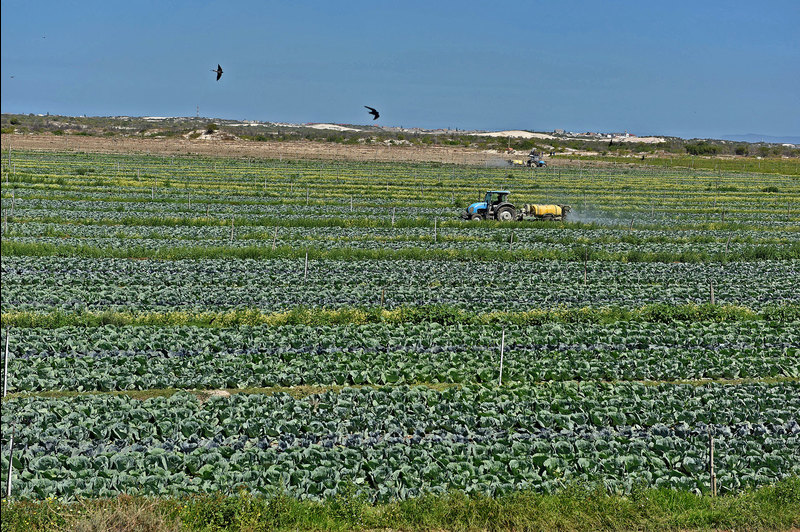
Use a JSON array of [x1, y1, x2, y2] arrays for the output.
[[486, 190, 509, 207], [462, 190, 518, 221]]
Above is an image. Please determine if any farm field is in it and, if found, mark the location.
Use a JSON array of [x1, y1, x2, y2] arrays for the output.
[[1, 147, 799, 525]]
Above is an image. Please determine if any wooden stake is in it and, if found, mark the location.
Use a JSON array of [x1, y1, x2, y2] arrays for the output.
[[272, 226, 278, 250], [498, 328, 505, 386], [584, 249, 588, 285], [392, 207, 396, 226], [710, 280, 715, 305], [303, 251, 309, 282], [725, 235, 731, 253], [6, 425, 14, 498], [3, 330, 8, 397], [380, 287, 385, 308], [709, 431, 717, 497], [230, 216, 234, 242], [434, 219, 437, 243]]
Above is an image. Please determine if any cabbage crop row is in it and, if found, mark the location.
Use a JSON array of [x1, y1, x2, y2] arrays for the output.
[[10, 202, 796, 230], [2, 383, 798, 500], [4, 257, 797, 313], [3, 322, 797, 392], [7, 233, 796, 260], [11, 221, 799, 246]]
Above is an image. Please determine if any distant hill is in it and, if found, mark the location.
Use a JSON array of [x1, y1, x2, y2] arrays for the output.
[[719, 134, 800, 145], [3, 114, 799, 158]]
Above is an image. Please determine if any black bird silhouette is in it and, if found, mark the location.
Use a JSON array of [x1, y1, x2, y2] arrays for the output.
[[211, 64, 223, 81], [364, 106, 380, 120]]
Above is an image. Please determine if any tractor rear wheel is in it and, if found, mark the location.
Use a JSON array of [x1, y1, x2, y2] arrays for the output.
[[496, 206, 516, 221], [470, 214, 483, 221]]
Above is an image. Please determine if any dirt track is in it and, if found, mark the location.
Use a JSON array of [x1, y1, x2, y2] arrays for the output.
[[3, 133, 508, 166]]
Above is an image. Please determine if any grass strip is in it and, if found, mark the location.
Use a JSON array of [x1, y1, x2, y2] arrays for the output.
[[558, 153, 800, 176], [2, 479, 798, 531], [3, 303, 798, 329]]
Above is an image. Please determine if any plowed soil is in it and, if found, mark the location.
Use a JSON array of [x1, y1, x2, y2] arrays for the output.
[[3, 133, 506, 166]]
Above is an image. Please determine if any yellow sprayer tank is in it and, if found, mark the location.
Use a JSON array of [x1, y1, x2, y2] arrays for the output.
[[522, 204, 571, 221]]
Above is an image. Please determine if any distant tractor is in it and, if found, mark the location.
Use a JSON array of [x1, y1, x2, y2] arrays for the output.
[[527, 150, 547, 167], [461, 190, 570, 222], [509, 149, 547, 167]]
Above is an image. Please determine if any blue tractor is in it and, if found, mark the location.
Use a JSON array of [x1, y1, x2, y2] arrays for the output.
[[508, 149, 547, 167], [527, 149, 547, 167], [461, 190, 518, 221]]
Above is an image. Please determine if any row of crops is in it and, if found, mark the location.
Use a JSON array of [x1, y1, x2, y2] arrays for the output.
[[2, 383, 799, 500], [2, 320, 797, 392], [6, 230, 800, 260], [1, 149, 799, 501], [3, 257, 797, 312], [9, 221, 800, 249]]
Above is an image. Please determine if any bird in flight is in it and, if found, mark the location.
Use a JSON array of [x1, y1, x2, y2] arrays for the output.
[[211, 64, 223, 81], [364, 106, 380, 120]]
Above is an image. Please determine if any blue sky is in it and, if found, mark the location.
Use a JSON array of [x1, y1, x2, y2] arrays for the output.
[[1, 0, 798, 139]]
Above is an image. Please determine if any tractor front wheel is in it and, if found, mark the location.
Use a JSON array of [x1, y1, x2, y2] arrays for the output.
[[470, 214, 483, 221]]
